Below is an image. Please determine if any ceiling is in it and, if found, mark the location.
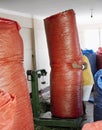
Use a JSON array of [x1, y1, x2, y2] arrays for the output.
[[0, 0, 102, 23]]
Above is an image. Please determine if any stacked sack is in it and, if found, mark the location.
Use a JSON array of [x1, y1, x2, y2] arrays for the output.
[[94, 69, 102, 121], [82, 49, 97, 76], [96, 47, 102, 70], [44, 9, 83, 118]]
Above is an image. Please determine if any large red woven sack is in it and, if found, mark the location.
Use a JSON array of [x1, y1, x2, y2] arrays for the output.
[[82, 121, 102, 130], [0, 90, 16, 130], [0, 18, 34, 130], [44, 9, 83, 118]]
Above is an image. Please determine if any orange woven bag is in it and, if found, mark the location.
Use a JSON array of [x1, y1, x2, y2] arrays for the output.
[[0, 90, 16, 130], [0, 18, 34, 130]]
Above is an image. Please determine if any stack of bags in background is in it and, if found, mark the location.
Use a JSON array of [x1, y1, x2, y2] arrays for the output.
[[82, 47, 102, 129]]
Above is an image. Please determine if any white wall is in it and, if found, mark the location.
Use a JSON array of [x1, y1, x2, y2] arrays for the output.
[[20, 28, 35, 92], [78, 23, 102, 52], [34, 18, 50, 90]]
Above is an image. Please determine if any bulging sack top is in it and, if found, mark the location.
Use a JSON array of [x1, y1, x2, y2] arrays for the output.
[[0, 18, 20, 30], [0, 18, 23, 63]]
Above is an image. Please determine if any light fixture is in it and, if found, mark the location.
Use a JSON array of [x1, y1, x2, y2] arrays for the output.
[[90, 9, 93, 18]]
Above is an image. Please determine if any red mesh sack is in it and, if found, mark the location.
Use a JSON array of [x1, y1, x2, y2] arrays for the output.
[[82, 121, 102, 130], [44, 9, 83, 118], [0, 18, 34, 130], [0, 90, 16, 130], [96, 47, 102, 70]]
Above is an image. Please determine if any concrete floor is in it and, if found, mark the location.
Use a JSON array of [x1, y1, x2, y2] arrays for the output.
[[86, 101, 93, 122], [39, 88, 94, 129], [82, 101, 93, 124], [40, 101, 94, 130], [81, 99, 94, 129]]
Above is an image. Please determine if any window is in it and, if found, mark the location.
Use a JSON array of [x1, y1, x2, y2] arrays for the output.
[[79, 28, 102, 52]]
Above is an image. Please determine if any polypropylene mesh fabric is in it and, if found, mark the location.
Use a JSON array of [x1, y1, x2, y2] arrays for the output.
[[0, 18, 34, 130], [44, 9, 83, 118], [0, 90, 16, 130], [82, 121, 102, 130], [96, 47, 102, 70]]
